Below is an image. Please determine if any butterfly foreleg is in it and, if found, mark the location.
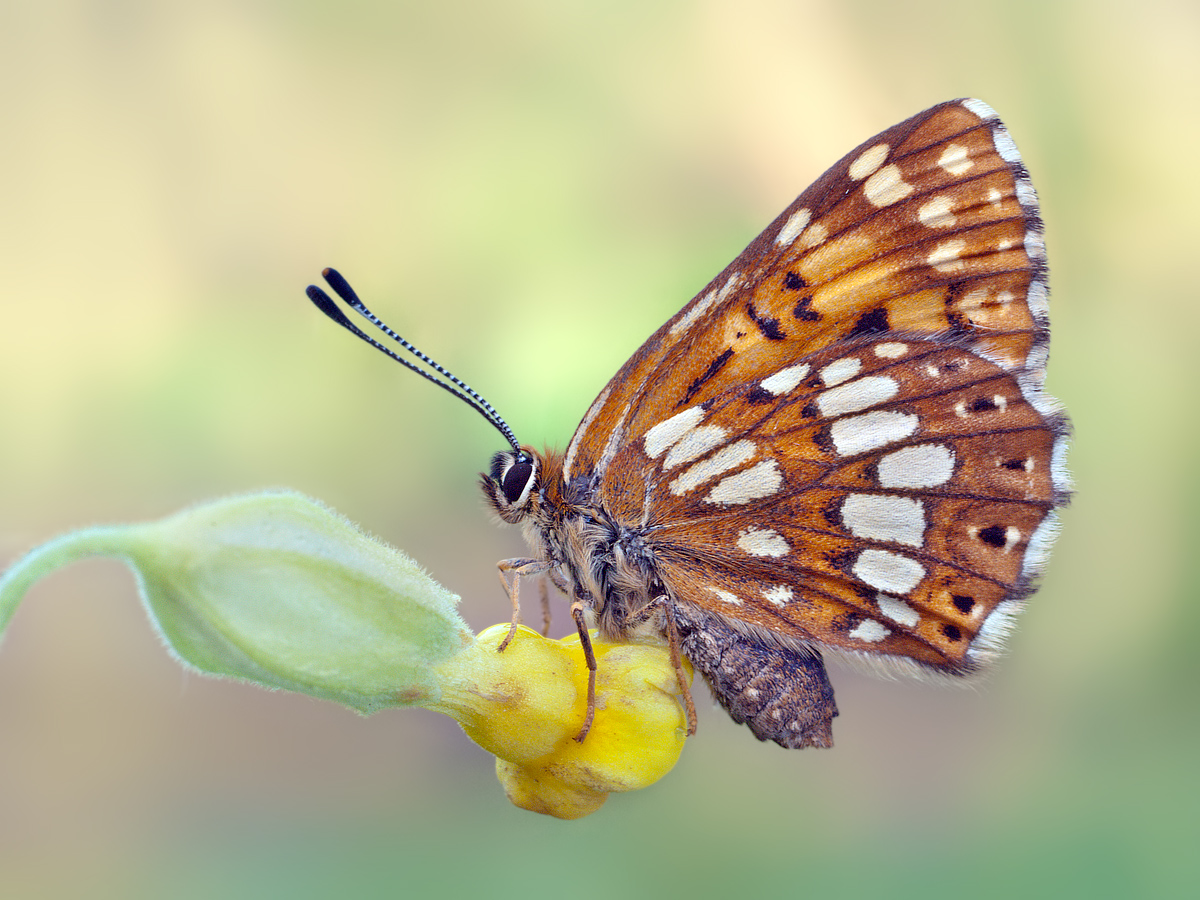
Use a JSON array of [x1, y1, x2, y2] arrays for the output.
[[496, 557, 554, 652]]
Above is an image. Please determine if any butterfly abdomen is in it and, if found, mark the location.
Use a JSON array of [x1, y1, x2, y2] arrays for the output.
[[675, 604, 838, 749]]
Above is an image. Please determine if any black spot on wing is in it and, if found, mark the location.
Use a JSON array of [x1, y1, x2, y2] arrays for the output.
[[977, 525, 1007, 548], [746, 303, 786, 341], [681, 348, 734, 405], [970, 396, 999, 413], [952, 595, 975, 614], [826, 547, 856, 575], [945, 310, 970, 334], [846, 307, 889, 337], [792, 295, 820, 322], [813, 425, 834, 454], [821, 496, 843, 528]]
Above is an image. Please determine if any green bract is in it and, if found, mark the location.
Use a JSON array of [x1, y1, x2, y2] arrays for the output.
[[0, 491, 471, 712]]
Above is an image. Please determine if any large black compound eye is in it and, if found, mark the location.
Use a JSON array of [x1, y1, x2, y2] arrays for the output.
[[488, 451, 538, 510], [501, 457, 534, 504]]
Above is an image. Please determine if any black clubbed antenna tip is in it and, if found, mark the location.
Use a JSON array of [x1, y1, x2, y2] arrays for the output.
[[305, 267, 522, 453]]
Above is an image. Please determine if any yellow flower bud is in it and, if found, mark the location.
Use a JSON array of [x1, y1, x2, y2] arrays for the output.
[[431, 625, 690, 819]]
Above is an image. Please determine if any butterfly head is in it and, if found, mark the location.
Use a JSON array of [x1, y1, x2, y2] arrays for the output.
[[483, 447, 541, 524]]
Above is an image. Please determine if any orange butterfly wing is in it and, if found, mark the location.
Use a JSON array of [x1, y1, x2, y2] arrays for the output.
[[559, 98, 1068, 677]]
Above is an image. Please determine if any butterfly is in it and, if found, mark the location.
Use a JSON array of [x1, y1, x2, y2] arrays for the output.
[[307, 98, 1070, 750]]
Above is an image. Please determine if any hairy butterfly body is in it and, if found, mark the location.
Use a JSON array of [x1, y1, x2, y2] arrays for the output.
[[310, 98, 1070, 750]]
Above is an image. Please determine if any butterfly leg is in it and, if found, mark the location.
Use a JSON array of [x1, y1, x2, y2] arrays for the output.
[[538, 577, 552, 637], [660, 601, 698, 736], [624, 597, 698, 736], [544, 568, 572, 637], [496, 557, 553, 652], [570, 601, 598, 742]]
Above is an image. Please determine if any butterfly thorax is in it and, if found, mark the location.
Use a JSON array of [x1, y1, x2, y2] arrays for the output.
[[483, 446, 666, 639]]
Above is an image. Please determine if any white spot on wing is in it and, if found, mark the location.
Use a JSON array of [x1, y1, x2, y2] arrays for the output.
[[669, 440, 756, 496], [763, 585, 793, 607], [863, 164, 914, 207], [716, 272, 743, 302], [710, 587, 742, 606], [848, 143, 889, 181], [849, 619, 890, 642], [1003, 525, 1022, 552], [877, 443, 956, 489], [853, 549, 926, 594], [775, 208, 812, 247], [797, 222, 828, 249], [760, 364, 810, 395], [841, 494, 926, 547], [829, 410, 918, 456], [918, 195, 957, 229], [704, 458, 782, 505], [819, 357, 862, 386], [816, 375, 899, 418], [928, 238, 967, 273], [737, 527, 790, 557], [877, 594, 920, 628], [596, 405, 633, 480], [663, 425, 729, 469], [873, 342, 908, 359], [644, 406, 704, 458], [937, 142, 973, 176]]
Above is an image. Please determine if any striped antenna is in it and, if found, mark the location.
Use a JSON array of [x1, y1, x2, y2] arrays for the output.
[[306, 267, 522, 453]]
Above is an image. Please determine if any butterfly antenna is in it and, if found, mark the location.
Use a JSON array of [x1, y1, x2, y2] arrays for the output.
[[306, 268, 522, 453]]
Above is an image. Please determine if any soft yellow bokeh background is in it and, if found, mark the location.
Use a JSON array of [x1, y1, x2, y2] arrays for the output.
[[1, 1, 1195, 896]]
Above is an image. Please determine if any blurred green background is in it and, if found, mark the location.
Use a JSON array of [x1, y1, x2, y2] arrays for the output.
[[1, 0, 1196, 897]]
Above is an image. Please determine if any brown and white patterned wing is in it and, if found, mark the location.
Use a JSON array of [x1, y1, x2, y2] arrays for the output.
[[563, 98, 1069, 676]]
